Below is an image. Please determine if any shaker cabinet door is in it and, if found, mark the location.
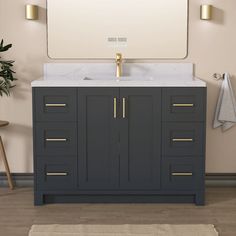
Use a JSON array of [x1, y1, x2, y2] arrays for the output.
[[77, 88, 119, 190], [119, 88, 162, 190]]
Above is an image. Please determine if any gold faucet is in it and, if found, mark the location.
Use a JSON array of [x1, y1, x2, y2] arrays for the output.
[[116, 53, 122, 78]]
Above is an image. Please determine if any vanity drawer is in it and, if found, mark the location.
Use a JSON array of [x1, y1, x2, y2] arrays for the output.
[[36, 157, 77, 190], [162, 88, 206, 122], [35, 122, 77, 156], [34, 88, 77, 122], [162, 157, 203, 190], [162, 122, 205, 156]]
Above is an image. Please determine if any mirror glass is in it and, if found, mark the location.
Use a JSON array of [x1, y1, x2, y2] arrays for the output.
[[47, 0, 188, 59]]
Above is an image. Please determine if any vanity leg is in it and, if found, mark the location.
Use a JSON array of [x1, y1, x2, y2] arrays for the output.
[[195, 191, 205, 206], [34, 192, 44, 206]]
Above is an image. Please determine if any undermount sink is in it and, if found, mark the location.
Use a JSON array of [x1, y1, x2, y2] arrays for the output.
[[83, 76, 154, 81]]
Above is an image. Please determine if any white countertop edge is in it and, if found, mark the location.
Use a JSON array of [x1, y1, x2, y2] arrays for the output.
[[31, 78, 206, 87], [31, 83, 206, 87]]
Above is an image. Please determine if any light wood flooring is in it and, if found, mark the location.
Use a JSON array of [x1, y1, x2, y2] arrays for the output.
[[0, 187, 236, 236]]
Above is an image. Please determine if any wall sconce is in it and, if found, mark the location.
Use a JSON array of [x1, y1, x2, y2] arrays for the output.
[[200, 4, 212, 20], [25, 4, 38, 20]]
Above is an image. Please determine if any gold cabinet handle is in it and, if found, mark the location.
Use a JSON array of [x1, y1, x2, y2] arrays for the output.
[[46, 172, 68, 176], [172, 172, 193, 176], [46, 138, 67, 142], [172, 138, 193, 142], [113, 98, 117, 118], [172, 104, 194, 107], [122, 98, 126, 118], [45, 103, 67, 107]]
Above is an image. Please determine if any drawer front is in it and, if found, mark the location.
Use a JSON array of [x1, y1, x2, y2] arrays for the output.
[[35, 122, 77, 156], [162, 122, 204, 156], [36, 157, 77, 190], [162, 88, 206, 122], [34, 88, 77, 122], [162, 157, 203, 190]]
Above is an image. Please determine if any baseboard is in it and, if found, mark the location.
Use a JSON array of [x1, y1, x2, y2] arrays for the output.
[[0, 173, 33, 187], [1, 173, 236, 187], [205, 173, 236, 187]]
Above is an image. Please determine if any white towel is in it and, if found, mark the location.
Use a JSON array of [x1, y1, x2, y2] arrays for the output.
[[213, 73, 236, 131]]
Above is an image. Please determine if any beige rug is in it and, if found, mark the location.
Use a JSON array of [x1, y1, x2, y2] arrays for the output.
[[29, 224, 218, 236]]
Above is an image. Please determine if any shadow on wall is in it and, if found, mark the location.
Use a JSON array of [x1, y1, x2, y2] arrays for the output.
[[10, 79, 30, 100], [38, 6, 47, 25], [12, 56, 46, 100], [9, 6, 47, 100], [0, 123, 33, 172], [230, 74, 236, 89], [212, 7, 224, 25]]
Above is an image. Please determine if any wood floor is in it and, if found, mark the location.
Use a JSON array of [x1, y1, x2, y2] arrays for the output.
[[0, 187, 236, 236]]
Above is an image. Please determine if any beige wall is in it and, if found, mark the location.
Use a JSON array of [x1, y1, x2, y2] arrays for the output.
[[0, 0, 236, 173]]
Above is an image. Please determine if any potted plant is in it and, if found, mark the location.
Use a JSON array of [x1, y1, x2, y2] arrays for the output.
[[0, 39, 17, 96]]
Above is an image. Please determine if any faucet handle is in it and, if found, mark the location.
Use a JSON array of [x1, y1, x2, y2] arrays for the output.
[[116, 53, 122, 61]]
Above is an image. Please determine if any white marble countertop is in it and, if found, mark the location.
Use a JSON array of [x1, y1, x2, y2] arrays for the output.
[[31, 76, 206, 87], [31, 63, 206, 87]]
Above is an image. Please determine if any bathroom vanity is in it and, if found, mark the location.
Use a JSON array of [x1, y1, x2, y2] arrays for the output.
[[32, 63, 206, 205]]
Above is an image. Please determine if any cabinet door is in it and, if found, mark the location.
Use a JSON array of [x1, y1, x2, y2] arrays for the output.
[[119, 88, 161, 190], [78, 88, 119, 190]]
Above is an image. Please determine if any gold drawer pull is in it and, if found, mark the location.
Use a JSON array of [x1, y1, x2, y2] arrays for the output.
[[113, 98, 117, 119], [172, 172, 193, 176], [46, 138, 67, 142], [172, 138, 193, 142], [46, 172, 68, 176], [45, 103, 67, 107], [172, 103, 194, 107], [122, 98, 126, 118]]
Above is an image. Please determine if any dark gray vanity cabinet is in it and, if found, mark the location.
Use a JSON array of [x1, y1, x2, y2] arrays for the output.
[[161, 88, 206, 205], [77, 88, 161, 190], [77, 88, 120, 190], [33, 86, 206, 205], [118, 88, 161, 190], [33, 88, 78, 201]]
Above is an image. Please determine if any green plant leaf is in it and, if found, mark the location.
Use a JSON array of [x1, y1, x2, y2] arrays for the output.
[[0, 39, 12, 52], [0, 39, 17, 96]]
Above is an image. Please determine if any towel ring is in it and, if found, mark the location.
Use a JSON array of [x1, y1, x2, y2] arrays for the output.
[[213, 73, 224, 80]]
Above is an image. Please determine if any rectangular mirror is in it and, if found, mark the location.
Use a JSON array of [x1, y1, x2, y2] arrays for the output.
[[47, 0, 188, 59]]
